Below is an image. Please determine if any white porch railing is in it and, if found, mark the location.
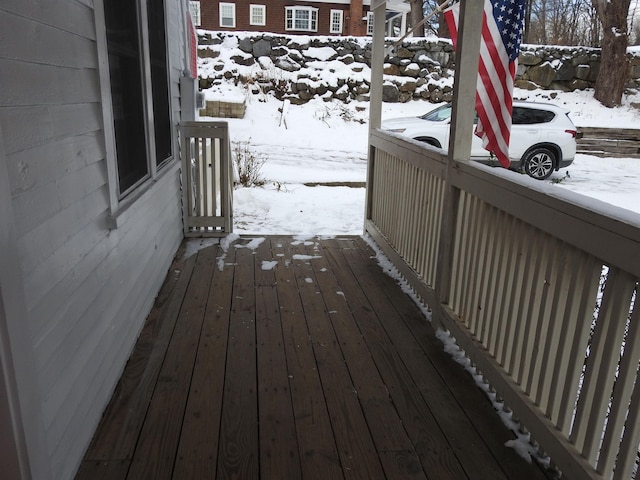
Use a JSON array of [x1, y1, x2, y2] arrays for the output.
[[365, 128, 640, 480], [180, 121, 233, 237]]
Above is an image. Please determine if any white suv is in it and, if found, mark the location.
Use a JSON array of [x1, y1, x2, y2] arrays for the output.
[[382, 101, 577, 180]]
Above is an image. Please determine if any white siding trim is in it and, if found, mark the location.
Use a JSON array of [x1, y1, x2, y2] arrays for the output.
[[93, 0, 119, 217]]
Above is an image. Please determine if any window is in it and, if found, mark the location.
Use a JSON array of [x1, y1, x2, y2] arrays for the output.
[[103, 0, 172, 196], [220, 2, 236, 28], [366, 11, 374, 35], [250, 4, 265, 26], [330, 9, 343, 34], [285, 6, 318, 32], [512, 107, 556, 125], [189, 1, 201, 27]]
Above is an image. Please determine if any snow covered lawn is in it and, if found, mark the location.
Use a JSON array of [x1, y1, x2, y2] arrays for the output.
[[202, 88, 640, 235]]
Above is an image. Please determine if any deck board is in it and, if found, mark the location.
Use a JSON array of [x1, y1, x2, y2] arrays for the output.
[[76, 236, 556, 480]]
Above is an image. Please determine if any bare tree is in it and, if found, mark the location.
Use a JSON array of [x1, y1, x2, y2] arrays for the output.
[[523, 0, 602, 46], [593, 0, 632, 106]]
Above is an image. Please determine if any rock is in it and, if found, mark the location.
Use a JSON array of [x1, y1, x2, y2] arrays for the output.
[[253, 39, 272, 57], [275, 57, 301, 72], [399, 80, 417, 93], [231, 53, 254, 66], [519, 52, 542, 66], [575, 64, 590, 80], [339, 54, 355, 65], [382, 83, 400, 102], [384, 63, 401, 75], [555, 62, 575, 81], [527, 62, 557, 87], [396, 47, 414, 59], [198, 48, 219, 59], [515, 79, 538, 90], [238, 38, 253, 53], [568, 79, 590, 91], [430, 88, 443, 102], [401, 63, 421, 78]]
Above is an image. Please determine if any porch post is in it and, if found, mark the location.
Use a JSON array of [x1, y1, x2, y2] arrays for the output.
[[434, 0, 484, 315], [368, 0, 386, 131], [365, 0, 386, 225]]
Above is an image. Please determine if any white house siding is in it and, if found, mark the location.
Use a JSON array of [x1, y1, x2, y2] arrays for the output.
[[0, 1, 187, 479]]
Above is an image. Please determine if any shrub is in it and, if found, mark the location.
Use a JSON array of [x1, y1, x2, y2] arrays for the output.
[[232, 140, 267, 187]]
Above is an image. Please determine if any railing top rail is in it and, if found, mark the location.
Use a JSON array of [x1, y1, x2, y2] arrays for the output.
[[180, 121, 230, 138], [373, 128, 640, 279]]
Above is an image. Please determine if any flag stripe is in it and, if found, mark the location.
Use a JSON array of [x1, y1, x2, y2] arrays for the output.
[[444, 0, 526, 168]]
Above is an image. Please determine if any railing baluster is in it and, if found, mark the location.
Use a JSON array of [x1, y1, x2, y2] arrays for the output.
[[366, 128, 640, 479]]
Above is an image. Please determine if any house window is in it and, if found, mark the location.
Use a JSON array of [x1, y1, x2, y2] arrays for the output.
[[330, 9, 343, 34], [250, 4, 265, 26], [220, 2, 236, 28], [285, 6, 318, 32], [189, 1, 201, 27], [103, 0, 173, 195], [366, 11, 374, 36]]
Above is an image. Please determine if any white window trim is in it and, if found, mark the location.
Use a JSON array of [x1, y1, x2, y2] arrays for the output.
[[95, 0, 176, 224], [219, 2, 236, 28], [285, 6, 318, 32], [250, 4, 266, 26], [189, 1, 201, 27], [330, 9, 343, 34], [366, 11, 374, 36]]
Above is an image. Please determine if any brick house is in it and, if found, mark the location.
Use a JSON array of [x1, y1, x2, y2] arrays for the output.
[[190, 0, 410, 36]]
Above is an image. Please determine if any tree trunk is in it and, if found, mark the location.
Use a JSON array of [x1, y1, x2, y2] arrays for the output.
[[409, 0, 425, 36], [593, 0, 631, 107]]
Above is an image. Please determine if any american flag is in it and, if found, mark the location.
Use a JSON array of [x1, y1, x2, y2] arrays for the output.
[[444, 0, 527, 168], [188, 13, 198, 79]]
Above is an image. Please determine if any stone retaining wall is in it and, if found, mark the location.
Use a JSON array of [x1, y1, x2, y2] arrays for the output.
[[198, 31, 640, 104]]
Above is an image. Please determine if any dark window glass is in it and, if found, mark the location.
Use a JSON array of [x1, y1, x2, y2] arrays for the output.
[[512, 107, 555, 125], [104, 0, 149, 193], [148, 0, 172, 166]]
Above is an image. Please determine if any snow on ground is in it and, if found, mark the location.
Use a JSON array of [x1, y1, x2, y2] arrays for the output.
[[201, 86, 640, 235]]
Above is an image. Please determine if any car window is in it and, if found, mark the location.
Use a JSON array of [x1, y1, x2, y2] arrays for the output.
[[420, 104, 452, 121], [512, 107, 555, 125]]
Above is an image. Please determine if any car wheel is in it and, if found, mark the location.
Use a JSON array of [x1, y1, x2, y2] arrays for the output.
[[523, 147, 556, 180], [414, 137, 442, 148]]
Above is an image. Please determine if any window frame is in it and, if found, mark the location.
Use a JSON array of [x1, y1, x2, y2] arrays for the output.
[[219, 2, 236, 28], [95, 0, 176, 219], [366, 11, 374, 36], [285, 6, 318, 32], [189, 0, 201, 27], [330, 9, 343, 34], [250, 4, 266, 26]]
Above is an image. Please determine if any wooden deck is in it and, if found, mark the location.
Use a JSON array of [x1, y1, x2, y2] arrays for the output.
[[75, 236, 555, 480]]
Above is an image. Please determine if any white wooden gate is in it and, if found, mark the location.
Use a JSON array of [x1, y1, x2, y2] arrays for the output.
[[180, 121, 233, 237]]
